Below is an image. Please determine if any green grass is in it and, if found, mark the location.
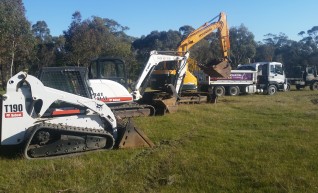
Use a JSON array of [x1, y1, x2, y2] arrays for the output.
[[1, 88, 318, 192]]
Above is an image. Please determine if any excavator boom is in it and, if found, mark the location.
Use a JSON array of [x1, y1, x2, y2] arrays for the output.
[[150, 11, 231, 102], [178, 12, 231, 78]]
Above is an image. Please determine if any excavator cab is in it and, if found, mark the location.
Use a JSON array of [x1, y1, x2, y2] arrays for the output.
[[89, 57, 128, 88], [150, 60, 179, 90]]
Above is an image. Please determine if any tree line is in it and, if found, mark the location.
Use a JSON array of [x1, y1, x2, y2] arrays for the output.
[[1, 0, 318, 89]]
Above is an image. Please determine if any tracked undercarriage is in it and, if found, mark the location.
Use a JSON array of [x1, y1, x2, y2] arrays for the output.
[[24, 123, 114, 159], [138, 90, 214, 115], [23, 118, 154, 159], [110, 103, 155, 118]]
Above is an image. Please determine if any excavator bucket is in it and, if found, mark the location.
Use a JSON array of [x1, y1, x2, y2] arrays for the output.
[[153, 83, 179, 114], [116, 119, 154, 148], [199, 60, 231, 78], [138, 90, 178, 115], [153, 96, 178, 114]]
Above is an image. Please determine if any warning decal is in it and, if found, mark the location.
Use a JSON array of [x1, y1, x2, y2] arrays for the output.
[[5, 112, 23, 118]]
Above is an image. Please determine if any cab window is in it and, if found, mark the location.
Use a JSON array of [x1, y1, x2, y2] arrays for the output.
[[275, 65, 283, 75]]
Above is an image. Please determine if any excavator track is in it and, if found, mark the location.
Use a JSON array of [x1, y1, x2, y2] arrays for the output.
[[178, 92, 208, 104], [23, 123, 115, 159], [111, 103, 155, 118]]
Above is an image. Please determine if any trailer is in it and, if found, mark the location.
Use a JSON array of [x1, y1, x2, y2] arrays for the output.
[[286, 66, 318, 90], [198, 62, 289, 96]]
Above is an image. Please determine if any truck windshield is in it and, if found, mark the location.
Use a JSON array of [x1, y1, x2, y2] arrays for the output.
[[307, 67, 314, 74], [275, 65, 283, 75]]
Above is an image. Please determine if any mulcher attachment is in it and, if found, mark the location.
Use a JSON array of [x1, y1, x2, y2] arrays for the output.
[[199, 60, 231, 78], [116, 119, 155, 148]]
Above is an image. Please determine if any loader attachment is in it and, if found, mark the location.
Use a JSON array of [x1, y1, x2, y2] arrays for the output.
[[199, 60, 231, 78], [116, 119, 154, 148]]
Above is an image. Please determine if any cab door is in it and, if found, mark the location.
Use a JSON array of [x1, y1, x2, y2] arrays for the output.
[[269, 63, 285, 84]]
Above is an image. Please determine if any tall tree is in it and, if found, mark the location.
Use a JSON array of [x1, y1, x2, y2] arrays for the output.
[[63, 12, 137, 79], [307, 26, 318, 46], [32, 21, 51, 42], [0, 0, 33, 88], [64, 12, 132, 66], [179, 25, 195, 38], [229, 24, 257, 67], [31, 20, 57, 69], [132, 30, 182, 62]]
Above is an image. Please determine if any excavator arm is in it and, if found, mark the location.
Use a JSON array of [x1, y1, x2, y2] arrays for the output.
[[178, 12, 231, 78]]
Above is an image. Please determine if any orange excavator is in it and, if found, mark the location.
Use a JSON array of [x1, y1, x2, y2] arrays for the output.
[[150, 12, 231, 93]]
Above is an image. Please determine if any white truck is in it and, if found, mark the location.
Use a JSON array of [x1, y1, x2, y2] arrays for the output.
[[198, 62, 290, 96]]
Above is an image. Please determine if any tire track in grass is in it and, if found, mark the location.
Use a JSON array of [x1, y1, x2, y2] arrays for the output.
[[99, 126, 199, 192]]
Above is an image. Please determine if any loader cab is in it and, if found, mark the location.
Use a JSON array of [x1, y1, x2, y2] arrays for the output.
[[38, 67, 92, 98], [89, 58, 128, 88]]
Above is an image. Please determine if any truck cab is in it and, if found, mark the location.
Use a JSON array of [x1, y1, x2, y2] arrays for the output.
[[286, 66, 318, 90], [256, 62, 289, 94]]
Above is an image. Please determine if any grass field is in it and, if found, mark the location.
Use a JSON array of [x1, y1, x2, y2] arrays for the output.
[[0, 88, 318, 193]]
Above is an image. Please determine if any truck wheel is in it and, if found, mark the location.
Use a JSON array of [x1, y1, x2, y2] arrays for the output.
[[310, 82, 318, 90], [228, 86, 240, 96], [214, 86, 225, 96], [267, 85, 277, 95]]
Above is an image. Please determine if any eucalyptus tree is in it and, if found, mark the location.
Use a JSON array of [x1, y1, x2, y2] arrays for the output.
[[64, 12, 134, 67], [179, 25, 195, 38], [133, 30, 182, 59], [63, 12, 137, 79], [256, 30, 318, 75], [255, 33, 290, 62], [229, 24, 257, 67], [297, 26, 318, 68], [0, 0, 33, 88], [30, 20, 58, 70]]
